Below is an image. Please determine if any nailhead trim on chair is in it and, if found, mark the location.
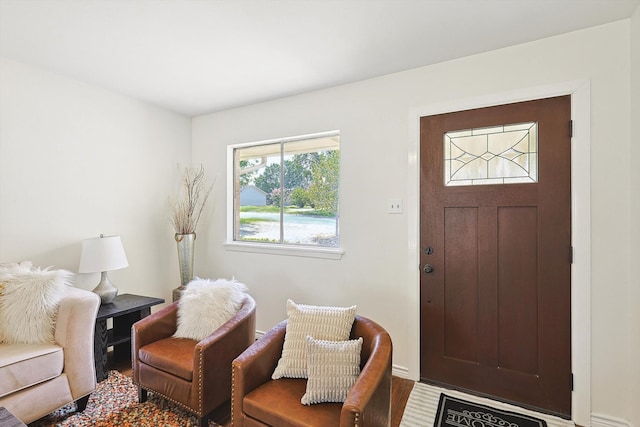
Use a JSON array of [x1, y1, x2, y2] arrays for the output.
[[137, 383, 204, 417], [197, 347, 204, 414], [355, 412, 360, 427], [132, 344, 211, 424], [131, 360, 205, 419]]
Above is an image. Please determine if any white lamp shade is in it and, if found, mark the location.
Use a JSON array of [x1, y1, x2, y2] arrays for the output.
[[79, 235, 129, 273]]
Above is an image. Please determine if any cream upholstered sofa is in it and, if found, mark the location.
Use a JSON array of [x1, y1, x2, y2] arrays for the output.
[[0, 286, 100, 424]]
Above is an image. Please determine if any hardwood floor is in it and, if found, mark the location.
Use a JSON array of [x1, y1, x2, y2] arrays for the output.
[[114, 358, 414, 427], [391, 376, 415, 427]]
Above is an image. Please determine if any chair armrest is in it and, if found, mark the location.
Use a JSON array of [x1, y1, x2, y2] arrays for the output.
[[132, 302, 178, 345], [341, 318, 393, 427], [54, 286, 101, 400], [232, 319, 287, 426], [194, 295, 256, 415], [131, 302, 177, 384]]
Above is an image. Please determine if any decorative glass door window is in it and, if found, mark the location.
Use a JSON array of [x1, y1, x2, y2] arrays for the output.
[[444, 122, 538, 186]]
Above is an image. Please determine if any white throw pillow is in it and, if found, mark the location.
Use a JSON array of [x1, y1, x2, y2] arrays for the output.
[[272, 299, 357, 379], [301, 336, 363, 405], [0, 265, 72, 344], [173, 277, 248, 341]]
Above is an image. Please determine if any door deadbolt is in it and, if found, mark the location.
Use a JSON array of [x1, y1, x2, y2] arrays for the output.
[[423, 264, 434, 273]]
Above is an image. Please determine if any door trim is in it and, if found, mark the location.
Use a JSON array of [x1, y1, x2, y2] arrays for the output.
[[407, 80, 591, 426]]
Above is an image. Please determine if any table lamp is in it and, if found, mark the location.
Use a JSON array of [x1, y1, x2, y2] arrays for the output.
[[79, 234, 129, 304]]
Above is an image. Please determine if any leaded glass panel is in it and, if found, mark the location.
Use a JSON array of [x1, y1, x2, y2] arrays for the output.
[[444, 122, 538, 186]]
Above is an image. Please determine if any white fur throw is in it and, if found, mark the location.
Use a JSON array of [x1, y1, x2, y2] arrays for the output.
[[173, 277, 248, 341], [301, 336, 363, 405], [272, 299, 357, 379], [0, 264, 72, 344]]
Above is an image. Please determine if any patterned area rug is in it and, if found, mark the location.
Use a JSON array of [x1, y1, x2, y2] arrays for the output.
[[400, 382, 574, 427], [29, 371, 223, 427]]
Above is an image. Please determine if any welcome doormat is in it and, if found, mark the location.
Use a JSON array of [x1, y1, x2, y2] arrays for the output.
[[434, 394, 548, 427]]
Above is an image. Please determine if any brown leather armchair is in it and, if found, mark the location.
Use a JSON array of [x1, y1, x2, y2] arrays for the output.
[[132, 295, 256, 427], [231, 315, 392, 427]]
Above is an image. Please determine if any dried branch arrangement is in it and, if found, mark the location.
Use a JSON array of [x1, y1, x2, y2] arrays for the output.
[[170, 165, 214, 235]]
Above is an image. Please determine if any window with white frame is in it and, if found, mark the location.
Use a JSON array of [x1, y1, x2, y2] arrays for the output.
[[230, 131, 340, 249]]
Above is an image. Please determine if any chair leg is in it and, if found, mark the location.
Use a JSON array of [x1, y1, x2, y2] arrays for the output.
[[138, 386, 148, 403], [76, 394, 90, 412], [199, 415, 208, 427]]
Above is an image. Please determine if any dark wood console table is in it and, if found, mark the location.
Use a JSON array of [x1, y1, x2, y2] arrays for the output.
[[94, 293, 164, 382]]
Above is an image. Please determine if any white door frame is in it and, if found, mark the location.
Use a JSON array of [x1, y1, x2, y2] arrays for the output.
[[407, 80, 591, 426]]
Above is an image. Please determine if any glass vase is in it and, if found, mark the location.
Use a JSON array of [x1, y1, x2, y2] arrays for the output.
[[173, 232, 195, 302]]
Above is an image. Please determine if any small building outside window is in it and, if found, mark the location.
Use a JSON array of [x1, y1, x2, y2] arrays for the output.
[[240, 185, 267, 206]]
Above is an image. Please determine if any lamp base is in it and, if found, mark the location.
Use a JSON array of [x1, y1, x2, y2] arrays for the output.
[[93, 271, 118, 304]]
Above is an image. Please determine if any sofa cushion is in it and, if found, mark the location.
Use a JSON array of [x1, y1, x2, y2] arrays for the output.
[[272, 300, 356, 379], [244, 378, 342, 427], [138, 337, 196, 381], [0, 343, 63, 397], [301, 336, 363, 405]]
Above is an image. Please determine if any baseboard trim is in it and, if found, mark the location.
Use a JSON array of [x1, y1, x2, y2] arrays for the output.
[[392, 364, 409, 378], [591, 413, 633, 427]]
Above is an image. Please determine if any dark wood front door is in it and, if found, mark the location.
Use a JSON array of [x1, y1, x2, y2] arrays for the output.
[[419, 96, 572, 417]]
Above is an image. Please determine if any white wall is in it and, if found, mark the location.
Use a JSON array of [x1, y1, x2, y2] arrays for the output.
[[0, 57, 191, 303], [628, 5, 640, 427], [192, 20, 637, 426]]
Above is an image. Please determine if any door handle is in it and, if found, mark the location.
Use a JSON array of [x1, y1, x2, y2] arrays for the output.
[[423, 264, 434, 274]]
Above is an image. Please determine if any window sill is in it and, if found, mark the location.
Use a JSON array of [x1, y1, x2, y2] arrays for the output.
[[223, 241, 344, 260]]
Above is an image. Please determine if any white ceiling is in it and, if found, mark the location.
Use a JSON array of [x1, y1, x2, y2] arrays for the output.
[[1, 0, 638, 117]]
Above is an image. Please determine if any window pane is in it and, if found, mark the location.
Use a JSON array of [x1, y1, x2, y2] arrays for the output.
[[444, 122, 538, 186], [235, 143, 281, 243], [233, 133, 340, 247]]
